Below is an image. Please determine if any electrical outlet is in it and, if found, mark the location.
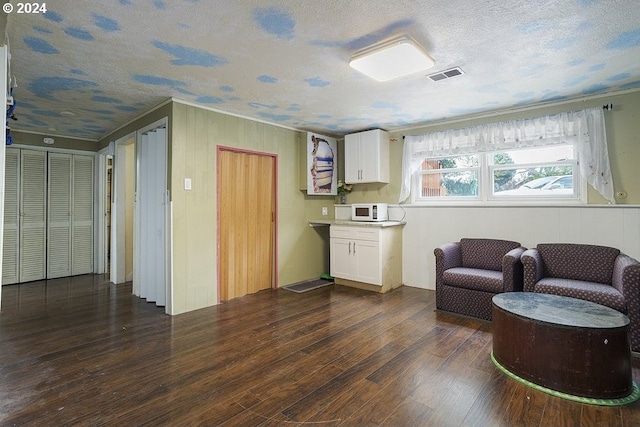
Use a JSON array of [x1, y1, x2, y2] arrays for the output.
[[615, 190, 628, 199], [321, 207, 328, 216]]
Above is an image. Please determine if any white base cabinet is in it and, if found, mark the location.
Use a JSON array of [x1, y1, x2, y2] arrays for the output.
[[330, 223, 402, 293]]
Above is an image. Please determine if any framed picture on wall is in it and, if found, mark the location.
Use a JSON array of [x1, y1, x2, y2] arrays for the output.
[[307, 132, 337, 195]]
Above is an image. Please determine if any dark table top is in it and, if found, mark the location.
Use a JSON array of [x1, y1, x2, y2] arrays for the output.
[[492, 292, 629, 329]]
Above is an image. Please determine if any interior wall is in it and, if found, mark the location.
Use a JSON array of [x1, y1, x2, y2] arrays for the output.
[[401, 205, 640, 290], [345, 89, 640, 206], [340, 90, 640, 290], [12, 131, 99, 152], [170, 102, 332, 315]]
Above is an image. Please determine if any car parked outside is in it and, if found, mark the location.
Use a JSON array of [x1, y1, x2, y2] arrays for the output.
[[494, 175, 573, 196]]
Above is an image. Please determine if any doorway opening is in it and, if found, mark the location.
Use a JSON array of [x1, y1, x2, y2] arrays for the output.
[[107, 117, 171, 313]]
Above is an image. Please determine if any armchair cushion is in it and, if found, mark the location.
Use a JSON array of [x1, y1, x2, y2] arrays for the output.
[[442, 267, 504, 293], [461, 238, 522, 271], [536, 243, 620, 285], [534, 277, 626, 312]]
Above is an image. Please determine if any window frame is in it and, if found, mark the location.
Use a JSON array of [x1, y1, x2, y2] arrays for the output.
[[412, 144, 586, 205]]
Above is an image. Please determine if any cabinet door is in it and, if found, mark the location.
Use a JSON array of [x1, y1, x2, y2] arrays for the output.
[[358, 131, 379, 183], [330, 238, 352, 280], [359, 130, 389, 183], [352, 239, 381, 285], [344, 133, 360, 184]]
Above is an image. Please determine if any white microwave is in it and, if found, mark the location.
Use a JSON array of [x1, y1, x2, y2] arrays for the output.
[[351, 203, 388, 222]]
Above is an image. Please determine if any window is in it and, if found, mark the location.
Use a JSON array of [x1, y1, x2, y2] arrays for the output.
[[400, 107, 614, 204], [414, 144, 580, 202], [490, 145, 577, 199], [419, 155, 479, 198]]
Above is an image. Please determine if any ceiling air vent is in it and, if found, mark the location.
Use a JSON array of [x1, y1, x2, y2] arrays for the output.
[[427, 67, 464, 82]]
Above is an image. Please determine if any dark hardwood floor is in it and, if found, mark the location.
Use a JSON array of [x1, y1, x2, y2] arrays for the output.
[[1, 275, 639, 426]]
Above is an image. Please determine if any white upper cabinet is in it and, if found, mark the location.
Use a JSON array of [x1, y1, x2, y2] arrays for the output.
[[344, 129, 389, 184]]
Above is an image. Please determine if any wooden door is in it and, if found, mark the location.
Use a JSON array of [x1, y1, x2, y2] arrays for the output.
[[219, 149, 275, 301]]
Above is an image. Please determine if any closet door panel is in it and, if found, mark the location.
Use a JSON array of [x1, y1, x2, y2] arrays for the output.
[[47, 153, 72, 279], [19, 150, 47, 282], [2, 149, 20, 285], [72, 155, 94, 275]]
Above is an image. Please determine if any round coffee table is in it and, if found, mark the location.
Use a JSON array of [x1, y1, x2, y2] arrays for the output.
[[492, 292, 638, 405]]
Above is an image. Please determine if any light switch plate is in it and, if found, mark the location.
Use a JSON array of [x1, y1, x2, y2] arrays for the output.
[[322, 207, 328, 216], [184, 178, 192, 190]]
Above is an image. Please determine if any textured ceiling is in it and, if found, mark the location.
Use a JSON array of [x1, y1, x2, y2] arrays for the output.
[[6, 0, 640, 141]]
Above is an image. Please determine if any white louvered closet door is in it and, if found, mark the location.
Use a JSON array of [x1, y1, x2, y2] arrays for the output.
[[20, 150, 47, 282], [72, 155, 94, 275], [47, 153, 72, 279], [2, 149, 20, 285]]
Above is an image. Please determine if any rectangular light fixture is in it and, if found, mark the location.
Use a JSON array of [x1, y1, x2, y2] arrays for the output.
[[349, 37, 435, 82]]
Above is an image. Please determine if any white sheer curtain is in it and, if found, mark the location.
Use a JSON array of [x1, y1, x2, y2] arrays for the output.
[[399, 107, 614, 203]]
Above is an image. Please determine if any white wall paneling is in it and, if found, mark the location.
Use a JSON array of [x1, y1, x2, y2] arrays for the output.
[[400, 205, 640, 290]]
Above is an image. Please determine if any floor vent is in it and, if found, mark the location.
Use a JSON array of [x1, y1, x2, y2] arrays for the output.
[[427, 67, 465, 82]]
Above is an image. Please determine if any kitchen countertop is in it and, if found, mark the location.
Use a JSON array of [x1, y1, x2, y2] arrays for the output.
[[309, 219, 406, 228]]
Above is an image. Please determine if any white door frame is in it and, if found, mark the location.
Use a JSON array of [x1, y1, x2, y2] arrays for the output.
[[95, 142, 114, 275], [111, 133, 135, 285]]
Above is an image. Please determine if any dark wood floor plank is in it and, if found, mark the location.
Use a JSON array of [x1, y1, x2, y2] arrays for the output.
[[461, 368, 519, 427], [501, 381, 548, 427], [282, 342, 405, 422], [0, 276, 639, 426], [379, 396, 433, 427], [581, 404, 623, 427], [539, 396, 583, 427], [621, 399, 640, 427]]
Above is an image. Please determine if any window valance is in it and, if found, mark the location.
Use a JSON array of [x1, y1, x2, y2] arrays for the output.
[[399, 107, 614, 203]]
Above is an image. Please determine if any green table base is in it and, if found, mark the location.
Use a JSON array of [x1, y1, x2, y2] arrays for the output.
[[491, 352, 640, 406]]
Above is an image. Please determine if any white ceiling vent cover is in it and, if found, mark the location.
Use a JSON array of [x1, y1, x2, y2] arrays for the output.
[[427, 67, 465, 82]]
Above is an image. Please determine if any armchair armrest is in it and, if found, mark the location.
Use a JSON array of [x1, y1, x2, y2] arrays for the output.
[[502, 247, 526, 292], [522, 249, 544, 292], [613, 254, 640, 352], [612, 254, 640, 296], [434, 242, 462, 286]]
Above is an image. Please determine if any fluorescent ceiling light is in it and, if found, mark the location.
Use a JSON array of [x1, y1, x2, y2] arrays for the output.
[[349, 37, 435, 82]]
